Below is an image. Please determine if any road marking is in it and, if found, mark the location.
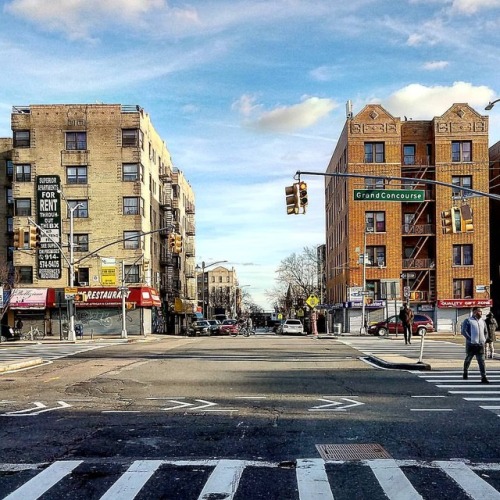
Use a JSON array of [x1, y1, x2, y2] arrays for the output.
[[161, 399, 237, 412], [1, 401, 71, 417], [296, 458, 334, 500], [3, 460, 82, 500], [235, 396, 268, 399], [369, 459, 423, 500], [101, 460, 163, 500], [410, 409, 454, 412], [102, 411, 142, 413], [464, 397, 500, 401], [308, 397, 364, 412], [449, 391, 500, 394], [411, 395, 447, 398], [435, 461, 500, 500], [197, 459, 245, 500]]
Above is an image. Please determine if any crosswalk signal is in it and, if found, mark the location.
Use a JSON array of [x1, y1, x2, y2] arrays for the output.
[[13, 228, 23, 249], [285, 183, 300, 215], [174, 234, 183, 253], [298, 181, 308, 212]]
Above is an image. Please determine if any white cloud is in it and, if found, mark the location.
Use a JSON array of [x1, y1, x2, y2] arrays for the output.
[[232, 94, 261, 117], [247, 97, 338, 133], [422, 60, 450, 70], [383, 81, 495, 119], [309, 65, 337, 82], [450, 0, 500, 14]]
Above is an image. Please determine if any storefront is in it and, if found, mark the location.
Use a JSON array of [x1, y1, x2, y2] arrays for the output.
[[7, 288, 48, 333], [436, 299, 493, 334], [46, 286, 162, 337]]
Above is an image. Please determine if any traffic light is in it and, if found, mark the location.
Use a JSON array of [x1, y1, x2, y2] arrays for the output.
[[168, 233, 176, 252], [298, 181, 308, 212], [29, 226, 37, 250], [460, 204, 474, 232], [174, 234, 183, 253], [13, 228, 23, 249], [441, 207, 462, 234], [285, 183, 300, 215]]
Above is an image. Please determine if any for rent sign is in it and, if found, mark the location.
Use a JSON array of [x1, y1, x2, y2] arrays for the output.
[[36, 175, 62, 280], [354, 189, 425, 202]]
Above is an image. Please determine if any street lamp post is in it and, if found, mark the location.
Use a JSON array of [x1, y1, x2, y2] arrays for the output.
[[197, 260, 228, 318], [485, 99, 500, 111], [64, 198, 83, 343], [360, 226, 373, 335]]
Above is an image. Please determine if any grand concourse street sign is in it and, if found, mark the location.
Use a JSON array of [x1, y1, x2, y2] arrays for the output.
[[354, 189, 425, 202]]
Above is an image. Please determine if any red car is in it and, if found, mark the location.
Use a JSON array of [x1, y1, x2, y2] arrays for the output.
[[368, 314, 434, 337], [219, 319, 239, 335]]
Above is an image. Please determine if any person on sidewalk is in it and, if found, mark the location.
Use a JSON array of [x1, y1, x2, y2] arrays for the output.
[[399, 303, 414, 345], [485, 311, 498, 359], [461, 307, 489, 383]]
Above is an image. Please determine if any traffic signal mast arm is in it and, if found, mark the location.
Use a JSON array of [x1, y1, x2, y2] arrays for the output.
[[295, 170, 500, 201]]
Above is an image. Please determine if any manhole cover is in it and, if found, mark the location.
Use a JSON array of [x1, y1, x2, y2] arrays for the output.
[[316, 443, 392, 461]]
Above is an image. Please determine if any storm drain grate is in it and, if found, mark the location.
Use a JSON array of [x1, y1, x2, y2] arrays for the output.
[[316, 443, 392, 461]]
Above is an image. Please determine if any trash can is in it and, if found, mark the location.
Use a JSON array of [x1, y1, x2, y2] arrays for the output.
[[75, 324, 83, 339], [334, 323, 342, 335]]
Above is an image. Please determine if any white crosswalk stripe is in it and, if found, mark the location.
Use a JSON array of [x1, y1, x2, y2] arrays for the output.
[[1, 458, 499, 499]]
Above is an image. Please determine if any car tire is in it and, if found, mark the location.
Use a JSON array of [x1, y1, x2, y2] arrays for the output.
[[378, 327, 388, 337], [416, 327, 426, 336]]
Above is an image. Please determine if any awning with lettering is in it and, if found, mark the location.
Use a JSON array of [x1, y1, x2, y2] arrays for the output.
[[9, 288, 48, 309]]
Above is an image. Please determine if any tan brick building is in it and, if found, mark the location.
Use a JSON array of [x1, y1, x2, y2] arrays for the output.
[[4, 104, 195, 335], [325, 103, 491, 333]]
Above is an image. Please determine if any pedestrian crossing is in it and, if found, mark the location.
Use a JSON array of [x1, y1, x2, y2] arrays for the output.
[[1, 458, 499, 499], [415, 370, 500, 417], [0, 342, 119, 365]]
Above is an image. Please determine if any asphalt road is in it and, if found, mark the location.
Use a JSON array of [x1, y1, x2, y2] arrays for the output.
[[0, 332, 499, 499]]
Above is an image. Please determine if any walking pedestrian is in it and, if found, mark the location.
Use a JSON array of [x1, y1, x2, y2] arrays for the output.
[[461, 307, 489, 383], [485, 312, 498, 359], [399, 303, 414, 345]]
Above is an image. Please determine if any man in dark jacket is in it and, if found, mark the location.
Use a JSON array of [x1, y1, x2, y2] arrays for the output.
[[399, 303, 414, 345], [462, 307, 489, 383]]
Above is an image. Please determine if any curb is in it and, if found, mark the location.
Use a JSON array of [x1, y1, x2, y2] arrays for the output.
[[366, 355, 432, 371], [0, 357, 44, 373]]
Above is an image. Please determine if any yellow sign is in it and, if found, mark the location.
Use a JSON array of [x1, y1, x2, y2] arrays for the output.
[[306, 294, 320, 309], [101, 266, 116, 286], [64, 287, 78, 299]]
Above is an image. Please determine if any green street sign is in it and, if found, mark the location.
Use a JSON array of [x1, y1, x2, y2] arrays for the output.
[[354, 189, 425, 202]]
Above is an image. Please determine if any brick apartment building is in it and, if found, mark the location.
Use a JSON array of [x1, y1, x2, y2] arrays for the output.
[[325, 103, 491, 333], [1, 104, 196, 336]]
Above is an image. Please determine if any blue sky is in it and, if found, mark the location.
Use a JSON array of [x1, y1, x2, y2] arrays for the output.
[[1, 0, 500, 309]]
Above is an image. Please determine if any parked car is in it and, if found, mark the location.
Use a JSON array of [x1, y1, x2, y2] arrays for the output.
[[368, 314, 434, 337], [206, 319, 221, 335], [219, 319, 239, 335], [188, 320, 212, 336], [277, 319, 305, 335]]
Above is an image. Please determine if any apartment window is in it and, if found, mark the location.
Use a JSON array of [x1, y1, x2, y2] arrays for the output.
[[67, 166, 88, 184], [6, 160, 13, 176], [367, 246, 386, 267], [366, 211, 386, 233], [123, 163, 140, 182], [7, 189, 13, 205], [124, 264, 140, 283], [68, 200, 88, 218], [75, 268, 90, 286], [453, 244, 473, 266], [453, 278, 473, 299], [364, 142, 385, 163], [123, 197, 143, 216], [452, 141, 472, 162], [15, 199, 31, 216], [15, 164, 31, 182], [124, 231, 141, 249], [122, 129, 138, 147], [452, 175, 472, 198], [18, 266, 33, 284], [403, 145, 415, 165], [66, 132, 87, 150], [73, 234, 89, 252], [365, 177, 385, 189], [13, 130, 30, 147]]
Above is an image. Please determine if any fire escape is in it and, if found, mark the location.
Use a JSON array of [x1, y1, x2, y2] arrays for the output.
[[401, 161, 436, 303]]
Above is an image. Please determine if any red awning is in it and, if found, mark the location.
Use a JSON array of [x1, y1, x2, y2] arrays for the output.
[[9, 288, 48, 309]]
